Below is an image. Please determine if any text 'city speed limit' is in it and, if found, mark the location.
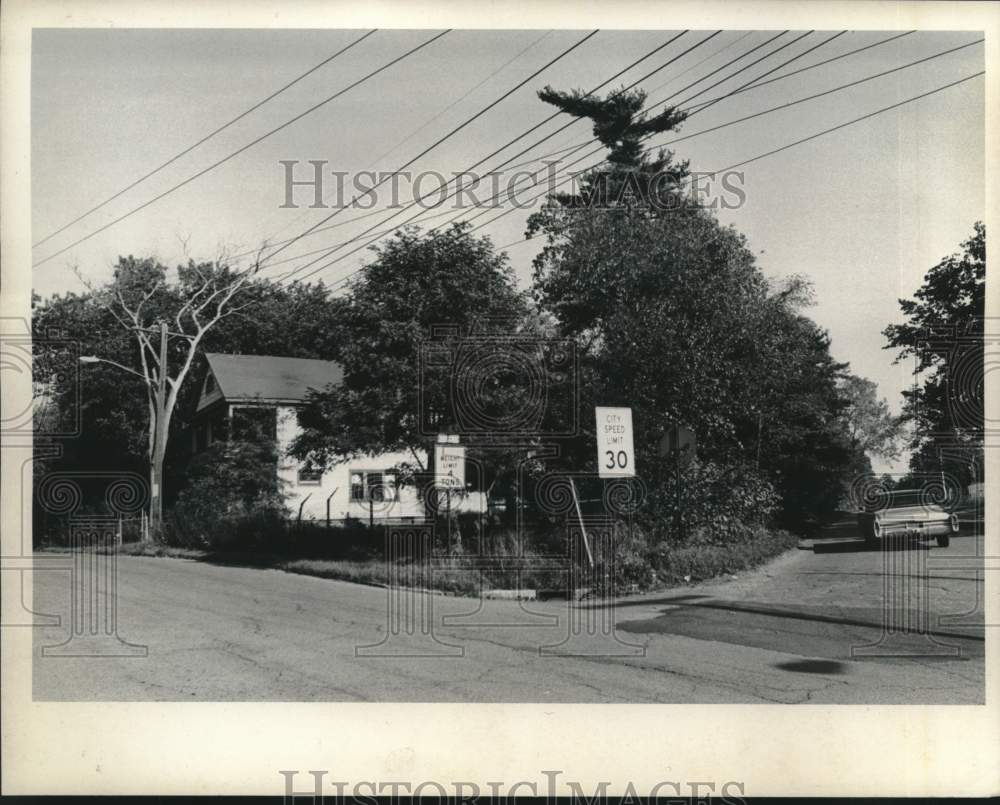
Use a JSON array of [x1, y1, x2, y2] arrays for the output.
[[595, 406, 634, 478]]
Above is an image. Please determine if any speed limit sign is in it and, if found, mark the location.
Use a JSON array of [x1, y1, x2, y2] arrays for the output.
[[595, 406, 634, 478]]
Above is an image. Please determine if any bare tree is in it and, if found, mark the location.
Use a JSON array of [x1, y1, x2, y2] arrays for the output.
[[75, 251, 263, 539]]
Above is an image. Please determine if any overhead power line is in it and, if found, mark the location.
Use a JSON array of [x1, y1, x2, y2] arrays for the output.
[[311, 69, 983, 295], [453, 32, 889, 235], [32, 29, 452, 269], [485, 29, 920, 172], [272, 38, 975, 274], [374, 30, 821, 253], [279, 30, 810, 283], [683, 30, 916, 112], [32, 29, 378, 251], [464, 53, 974, 242], [259, 29, 601, 267], [485, 71, 986, 255], [495, 30, 833, 195], [260, 29, 556, 249], [468, 35, 984, 236], [234, 30, 699, 269], [273, 30, 728, 282], [677, 30, 844, 116], [658, 38, 984, 149], [399, 31, 815, 243]]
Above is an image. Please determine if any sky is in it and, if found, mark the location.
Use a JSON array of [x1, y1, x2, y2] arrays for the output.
[[30, 28, 986, 473]]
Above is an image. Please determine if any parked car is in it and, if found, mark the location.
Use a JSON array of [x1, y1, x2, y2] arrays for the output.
[[857, 492, 959, 547]]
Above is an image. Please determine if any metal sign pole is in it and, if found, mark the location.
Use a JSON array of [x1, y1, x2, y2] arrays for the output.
[[675, 446, 683, 543], [660, 425, 696, 543], [570, 477, 594, 569]]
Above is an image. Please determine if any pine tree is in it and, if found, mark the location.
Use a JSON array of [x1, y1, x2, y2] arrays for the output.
[[535, 86, 689, 210]]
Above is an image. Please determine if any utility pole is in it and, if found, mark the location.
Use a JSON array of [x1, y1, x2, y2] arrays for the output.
[[149, 321, 168, 537], [755, 409, 763, 471], [80, 321, 168, 542], [674, 446, 683, 543]]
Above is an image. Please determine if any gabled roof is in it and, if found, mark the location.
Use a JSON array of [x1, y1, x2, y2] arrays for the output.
[[199, 353, 343, 411]]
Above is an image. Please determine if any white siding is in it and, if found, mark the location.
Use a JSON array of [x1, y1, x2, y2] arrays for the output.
[[276, 406, 485, 522]]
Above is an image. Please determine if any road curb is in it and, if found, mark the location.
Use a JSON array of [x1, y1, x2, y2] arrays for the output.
[[481, 589, 537, 601]]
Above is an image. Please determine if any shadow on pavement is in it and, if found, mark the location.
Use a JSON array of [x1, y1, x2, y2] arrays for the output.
[[774, 659, 847, 674], [809, 539, 878, 554], [198, 551, 291, 569], [810, 539, 936, 555], [613, 596, 983, 644], [797, 570, 983, 583], [610, 593, 710, 609]]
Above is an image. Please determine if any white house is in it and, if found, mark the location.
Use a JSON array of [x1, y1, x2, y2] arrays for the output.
[[193, 353, 483, 523]]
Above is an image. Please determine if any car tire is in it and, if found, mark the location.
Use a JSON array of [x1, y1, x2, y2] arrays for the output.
[[937, 534, 950, 548]]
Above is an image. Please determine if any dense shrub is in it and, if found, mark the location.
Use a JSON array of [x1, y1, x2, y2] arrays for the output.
[[169, 440, 288, 550], [284, 520, 378, 560], [158, 446, 793, 596], [591, 520, 657, 594], [642, 458, 779, 545]]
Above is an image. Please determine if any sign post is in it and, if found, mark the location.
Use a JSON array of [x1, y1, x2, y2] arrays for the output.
[[659, 425, 696, 543], [569, 480, 594, 568], [578, 407, 636, 571], [435, 439, 465, 552]]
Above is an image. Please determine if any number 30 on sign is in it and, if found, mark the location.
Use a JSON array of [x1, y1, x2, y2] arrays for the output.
[[595, 406, 634, 478]]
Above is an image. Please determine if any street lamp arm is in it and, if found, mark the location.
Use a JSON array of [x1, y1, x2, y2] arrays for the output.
[[79, 355, 149, 382]]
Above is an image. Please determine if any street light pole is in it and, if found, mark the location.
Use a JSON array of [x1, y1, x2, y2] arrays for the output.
[[80, 320, 168, 542], [150, 321, 168, 537]]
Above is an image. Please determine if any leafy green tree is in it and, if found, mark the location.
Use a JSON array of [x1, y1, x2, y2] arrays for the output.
[[290, 224, 536, 507], [751, 312, 857, 522], [883, 222, 985, 487], [837, 374, 904, 464], [32, 255, 345, 541], [171, 438, 287, 550], [527, 86, 861, 528], [36, 255, 266, 535], [33, 259, 173, 485]]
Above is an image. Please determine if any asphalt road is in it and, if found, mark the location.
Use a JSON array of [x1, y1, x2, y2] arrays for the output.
[[31, 528, 985, 703]]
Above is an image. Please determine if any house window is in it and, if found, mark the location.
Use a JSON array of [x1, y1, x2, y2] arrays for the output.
[[349, 470, 396, 501], [205, 374, 216, 394], [298, 463, 322, 486]]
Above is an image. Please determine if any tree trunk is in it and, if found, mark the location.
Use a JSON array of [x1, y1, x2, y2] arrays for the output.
[[148, 416, 167, 542], [148, 451, 163, 541]]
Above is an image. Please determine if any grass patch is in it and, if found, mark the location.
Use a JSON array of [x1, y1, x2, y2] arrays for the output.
[[648, 529, 799, 588], [37, 541, 207, 561], [276, 558, 483, 595], [117, 542, 207, 560], [37, 528, 799, 597]]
